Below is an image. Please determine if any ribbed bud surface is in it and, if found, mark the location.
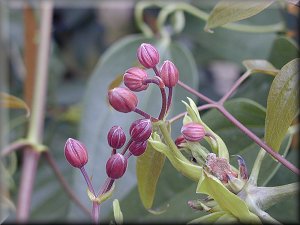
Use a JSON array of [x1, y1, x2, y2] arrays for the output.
[[129, 119, 152, 142], [107, 126, 126, 149], [160, 60, 179, 87], [137, 43, 159, 68], [64, 138, 88, 168], [181, 122, 206, 142], [106, 153, 127, 179], [129, 140, 148, 156], [108, 87, 138, 113], [123, 67, 149, 92]]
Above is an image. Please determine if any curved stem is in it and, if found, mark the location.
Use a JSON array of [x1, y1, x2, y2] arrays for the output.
[[1, 139, 30, 158], [248, 149, 266, 186], [43, 151, 90, 217], [166, 87, 173, 113], [177, 80, 216, 104], [80, 167, 99, 223], [143, 77, 167, 120], [217, 106, 300, 175], [218, 70, 251, 104], [157, 2, 285, 33], [80, 167, 95, 195], [169, 103, 216, 124]]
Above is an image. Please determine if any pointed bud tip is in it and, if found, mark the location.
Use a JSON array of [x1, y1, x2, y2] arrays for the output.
[[160, 60, 179, 88], [137, 43, 160, 69], [64, 138, 88, 168]]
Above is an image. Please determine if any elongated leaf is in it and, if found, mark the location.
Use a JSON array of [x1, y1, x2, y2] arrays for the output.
[[137, 137, 165, 209], [269, 36, 299, 68], [242, 60, 278, 76], [205, 0, 274, 31], [197, 171, 261, 223], [113, 199, 123, 225], [265, 58, 299, 152], [0, 93, 30, 117]]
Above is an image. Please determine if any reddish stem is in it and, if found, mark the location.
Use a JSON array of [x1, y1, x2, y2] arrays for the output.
[[16, 149, 40, 222], [143, 77, 167, 119]]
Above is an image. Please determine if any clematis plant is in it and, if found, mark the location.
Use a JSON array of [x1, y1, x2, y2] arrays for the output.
[[64, 43, 298, 224]]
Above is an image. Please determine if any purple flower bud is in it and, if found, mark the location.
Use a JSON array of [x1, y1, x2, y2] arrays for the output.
[[175, 135, 186, 148], [129, 140, 148, 156], [123, 67, 149, 92], [107, 126, 126, 149], [64, 138, 88, 168], [137, 43, 159, 68], [129, 119, 152, 142], [108, 87, 138, 113], [181, 122, 206, 142], [160, 60, 179, 87], [106, 153, 127, 179]]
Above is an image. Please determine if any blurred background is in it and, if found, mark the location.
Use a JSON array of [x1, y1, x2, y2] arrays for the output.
[[1, 0, 299, 223]]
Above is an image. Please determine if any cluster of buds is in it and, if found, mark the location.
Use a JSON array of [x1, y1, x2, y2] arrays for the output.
[[108, 43, 179, 119], [105, 118, 152, 179], [64, 119, 152, 180]]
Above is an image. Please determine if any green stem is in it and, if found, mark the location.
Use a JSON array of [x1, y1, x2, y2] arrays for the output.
[[256, 183, 299, 210], [157, 2, 285, 33], [16, 1, 53, 221], [158, 121, 190, 163], [248, 149, 266, 186]]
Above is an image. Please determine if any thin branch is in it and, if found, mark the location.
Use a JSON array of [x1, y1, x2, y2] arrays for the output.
[[43, 151, 90, 217], [177, 80, 216, 104], [1, 140, 30, 158]]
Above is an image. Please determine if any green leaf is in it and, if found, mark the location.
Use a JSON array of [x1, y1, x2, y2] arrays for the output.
[[242, 60, 278, 76], [265, 58, 299, 152], [269, 36, 299, 68], [205, 0, 274, 31], [113, 199, 123, 225], [197, 170, 261, 223], [137, 135, 165, 209], [0, 92, 30, 117]]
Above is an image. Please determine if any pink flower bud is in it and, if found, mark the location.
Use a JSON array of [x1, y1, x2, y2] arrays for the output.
[[160, 60, 179, 87], [106, 153, 127, 179], [123, 67, 149, 92], [175, 135, 186, 148], [107, 126, 126, 149], [181, 122, 206, 142], [137, 43, 159, 68], [64, 138, 88, 168], [129, 119, 152, 142], [108, 87, 138, 113], [129, 140, 148, 156]]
